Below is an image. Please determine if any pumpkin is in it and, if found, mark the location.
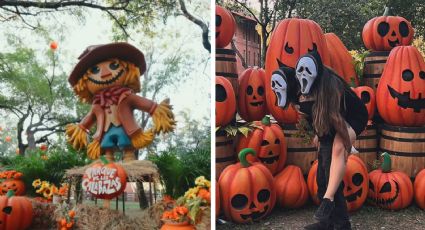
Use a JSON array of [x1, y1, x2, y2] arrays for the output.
[[82, 156, 127, 200], [0, 191, 33, 230], [376, 46, 425, 126], [216, 76, 236, 127], [368, 152, 413, 210], [238, 67, 268, 121], [160, 221, 195, 230], [274, 165, 308, 208], [362, 7, 414, 51], [50, 41, 58, 50], [324, 33, 359, 85], [414, 169, 425, 209], [237, 116, 287, 175], [265, 18, 329, 123], [218, 148, 276, 223], [216, 5, 236, 48], [307, 155, 369, 212], [352, 86, 376, 120], [0, 179, 25, 196]]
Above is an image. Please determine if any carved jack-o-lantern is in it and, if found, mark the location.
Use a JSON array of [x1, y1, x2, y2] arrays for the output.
[[216, 76, 236, 127], [362, 7, 414, 51], [368, 153, 413, 210], [307, 155, 369, 212], [0, 191, 33, 230], [237, 116, 287, 175], [218, 148, 276, 223], [216, 5, 236, 48], [0, 179, 25, 196], [352, 86, 376, 120], [265, 18, 329, 123], [376, 46, 425, 126], [238, 67, 268, 121]]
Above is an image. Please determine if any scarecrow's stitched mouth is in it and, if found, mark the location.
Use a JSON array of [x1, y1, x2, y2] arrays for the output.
[[250, 101, 264, 106], [388, 85, 425, 112], [240, 205, 269, 220], [388, 38, 399, 47], [88, 68, 124, 85], [258, 153, 279, 164], [345, 188, 362, 202]]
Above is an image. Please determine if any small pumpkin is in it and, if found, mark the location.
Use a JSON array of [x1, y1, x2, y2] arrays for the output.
[[238, 67, 268, 121], [414, 169, 425, 209], [237, 116, 287, 175], [274, 165, 308, 208], [368, 152, 413, 210], [307, 155, 369, 212], [160, 221, 195, 230], [362, 7, 414, 51], [0, 191, 33, 230], [324, 33, 359, 85], [218, 148, 276, 223], [0, 179, 25, 196], [216, 5, 236, 48], [352, 86, 376, 120], [376, 46, 425, 126], [216, 76, 236, 127]]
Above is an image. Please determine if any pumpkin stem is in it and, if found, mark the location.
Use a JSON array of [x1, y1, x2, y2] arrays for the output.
[[239, 148, 256, 167], [261, 116, 271, 126], [383, 6, 391, 16], [6, 190, 14, 198], [100, 155, 109, 164], [381, 152, 391, 173]]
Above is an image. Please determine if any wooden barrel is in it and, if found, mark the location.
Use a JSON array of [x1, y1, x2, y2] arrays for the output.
[[353, 124, 378, 172], [216, 48, 238, 98], [283, 124, 318, 175], [379, 124, 425, 178], [216, 128, 236, 179], [363, 51, 390, 92]]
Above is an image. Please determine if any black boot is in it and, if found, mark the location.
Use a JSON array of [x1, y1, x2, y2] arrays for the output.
[[314, 198, 335, 222], [304, 221, 334, 230]]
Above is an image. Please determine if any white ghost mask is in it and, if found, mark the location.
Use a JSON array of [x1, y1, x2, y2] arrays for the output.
[[296, 56, 318, 95], [271, 71, 288, 108]]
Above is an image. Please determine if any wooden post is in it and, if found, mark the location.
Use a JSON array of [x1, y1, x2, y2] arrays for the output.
[[116, 197, 119, 210], [148, 175, 153, 206], [67, 179, 72, 204], [153, 178, 157, 203], [122, 192, 126, 216]]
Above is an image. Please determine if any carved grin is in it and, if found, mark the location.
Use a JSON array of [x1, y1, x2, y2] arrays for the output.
[[258, 152, 279, 164], [88, 68, 124, 85], [250, 101, 264, 106], [370, 180, 400, 206], [345, 188, 362, 202], [240, 205, 269, 220], [388, 38, 399, 47], [388, 85, 425, 112]]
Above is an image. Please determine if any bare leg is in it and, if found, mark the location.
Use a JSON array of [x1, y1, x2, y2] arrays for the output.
[[104, 149, 115, 162], [123, 149, 137, 162], [323, 125, 356, 201]]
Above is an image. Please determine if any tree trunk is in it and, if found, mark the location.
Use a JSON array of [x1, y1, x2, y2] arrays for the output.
[[137, 181, 149, 209], [26, 130, 36, 150]]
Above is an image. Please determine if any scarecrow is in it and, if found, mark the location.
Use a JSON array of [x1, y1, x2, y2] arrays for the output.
[[65, 42, 175, 162]]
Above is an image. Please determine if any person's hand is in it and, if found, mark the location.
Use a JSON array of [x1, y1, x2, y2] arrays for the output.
[[312, 135, 319, 148]]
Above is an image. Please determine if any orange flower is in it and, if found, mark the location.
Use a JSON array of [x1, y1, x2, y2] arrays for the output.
[[60, 218, 67, 226], [198, 188, 210, 202], [163, 195, 174, 203], [68, 210, 76, 218], [13, 172, 23, 179], [66, 221, 73, 228], [176, 206, 188, 215]]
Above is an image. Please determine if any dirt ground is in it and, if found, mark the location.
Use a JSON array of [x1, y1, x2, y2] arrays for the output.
[[217, 203, 425, 230]]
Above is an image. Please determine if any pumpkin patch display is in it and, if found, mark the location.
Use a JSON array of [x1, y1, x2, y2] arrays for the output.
[[376, 46, 425, 126], [362, 7, 414, 51], [274, 165, 308, 209], [238, 67, 268, 121], [1, 179, 25, 196], [324, 33, 359, 85], [414, 169, 425, 209], [307, 155, 369, 212], [237, 116, 287, 175], [0, 191, 33, 230], [216, 76, 236, 127], [352, 86, 376, 120], [216, 5, 236, 48], [368, 152, 413, 210], [218, 148, 276, 224]]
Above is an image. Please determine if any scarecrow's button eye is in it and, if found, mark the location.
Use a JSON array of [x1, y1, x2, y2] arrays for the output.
[[419, 71, 425, 80], [379, 182, 392, 193], [109, 62, 119, 70], [399, 21, 410, 37], [402, 69, 414, 81], [378, 22, 390, 37], [231, 194, 248, 209], [247, 86, 254, 95], [90, 66, 100, 74], [257, 189, 270, 202]]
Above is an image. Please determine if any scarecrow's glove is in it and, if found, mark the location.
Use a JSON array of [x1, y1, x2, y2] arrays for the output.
[[131, 129, 155, 149], [152, 99, 176, 134], [87, 140, 101, 160], [65, 124, 88, 150]]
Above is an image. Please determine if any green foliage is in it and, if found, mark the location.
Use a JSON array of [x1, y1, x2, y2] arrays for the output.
[[350, 49, 370, 85]]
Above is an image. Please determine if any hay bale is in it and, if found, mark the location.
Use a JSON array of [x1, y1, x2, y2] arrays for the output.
[[31, 200, 57, 229]]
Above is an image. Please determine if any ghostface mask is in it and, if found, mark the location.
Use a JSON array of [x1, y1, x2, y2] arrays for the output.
[[271, 62, 297, 108], [296, 51, 323, 95]]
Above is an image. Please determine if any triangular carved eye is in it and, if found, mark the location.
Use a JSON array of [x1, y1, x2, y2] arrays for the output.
[[379, 182, 392, 193], [2, 206, 12, 215]]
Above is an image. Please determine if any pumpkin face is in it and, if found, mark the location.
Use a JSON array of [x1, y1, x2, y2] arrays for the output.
[[238, 67, 267, 121], [376, 46, 425, 126], [216, 76, 236, 127], [307, 155, 369, 212], [324, 33, 359, 85], [1, 179, 25, 196], [414, 169, 425, 209], [216, 5, 236, 48], [368, 153, 413, 210], [0, 191, 33, 230], [219, 148, 275, 223], [265, 18, 329, 123], [274, 165, 308, 208], [237, 116, 287, 175], [352, 86, 376, 120], [362, 10, 414, 51]]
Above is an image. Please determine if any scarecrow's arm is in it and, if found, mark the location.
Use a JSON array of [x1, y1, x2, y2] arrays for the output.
[[65, 109, 96, 150]]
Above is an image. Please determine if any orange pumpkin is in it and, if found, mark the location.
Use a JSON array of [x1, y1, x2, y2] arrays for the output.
[[219, 148, 275, 223], [238, 67, 268, 121], [50, 41, 58, 50], [160, 221, 195, 230], [324, 33, 359, 85], [216, 5, 236, 48], [0, 191, 33, 230], [414, 169, 425, 209], [368, 153, 413, 210], [265, 18, 329, 123], [307, 155, 369, 212], [237, 116, 287, 175], [362, 7, 414, 51], [376, 46, 425, 126], [216, 76, 236, 127], [0, 179, 25, 196], [274, 165, 308, 208], [352, 86, 376, 120]]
